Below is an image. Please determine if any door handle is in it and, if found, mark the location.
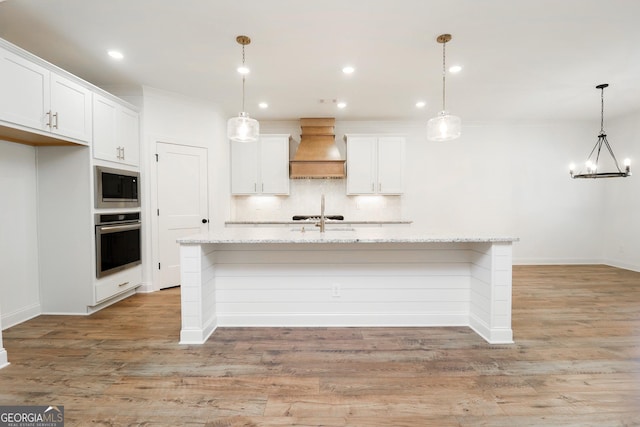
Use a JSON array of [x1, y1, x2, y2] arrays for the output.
[[202, 219, 209, 224]]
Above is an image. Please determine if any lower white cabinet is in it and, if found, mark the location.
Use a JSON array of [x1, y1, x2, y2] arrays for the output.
[[94, 265, 142, 304], [345, 135, 405, 195], [93, 93, 140, 166], [231, 134, 290, 195]]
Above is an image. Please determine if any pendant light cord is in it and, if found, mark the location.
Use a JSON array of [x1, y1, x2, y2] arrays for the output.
[[241, 44, 246, 113], [441, 40, 447, 112], [599, 85, 605, 135]]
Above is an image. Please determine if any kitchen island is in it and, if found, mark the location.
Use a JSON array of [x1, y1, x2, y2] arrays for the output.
[[178, 228, 518, 345]]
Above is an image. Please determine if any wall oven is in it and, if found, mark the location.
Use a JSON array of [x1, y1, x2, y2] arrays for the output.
[[95, 212, 142, 278], [95, 165, 140, 209]]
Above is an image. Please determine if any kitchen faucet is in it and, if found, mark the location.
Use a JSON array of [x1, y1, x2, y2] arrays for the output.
[[316, 194, 326, 233]]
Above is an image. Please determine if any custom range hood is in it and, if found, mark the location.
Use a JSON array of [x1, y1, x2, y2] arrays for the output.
[[290, 118, 346, 179]]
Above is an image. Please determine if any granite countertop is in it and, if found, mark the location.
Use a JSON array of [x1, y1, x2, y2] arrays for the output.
[[225, 220, 413, 225], [177, 227, 519, 244]]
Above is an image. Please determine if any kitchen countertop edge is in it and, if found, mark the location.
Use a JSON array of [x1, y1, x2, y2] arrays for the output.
[[178, 228, 519, 244]]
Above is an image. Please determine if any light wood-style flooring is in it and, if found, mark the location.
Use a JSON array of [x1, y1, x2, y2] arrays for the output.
[[1, 265, 639, 426]]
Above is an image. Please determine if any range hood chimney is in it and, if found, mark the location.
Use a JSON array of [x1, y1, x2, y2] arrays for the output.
[[290, 118, 346, 179]]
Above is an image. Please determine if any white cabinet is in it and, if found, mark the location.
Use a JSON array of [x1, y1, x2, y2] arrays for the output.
[[92, 93, 140, 166], [346, 135, 405, 195], [0, 46, 92, 143], [231, 134, 290, 195]]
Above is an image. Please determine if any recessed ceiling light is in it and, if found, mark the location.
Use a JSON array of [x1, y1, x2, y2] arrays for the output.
[[107, 50, 124, 60], [449, 65, 462, 73], [342, 66, 355, 74], [237, 66, 250, 75], [416, 101, 426, 108], [337, 101, 347, 109], [258, 102, 268, 109]]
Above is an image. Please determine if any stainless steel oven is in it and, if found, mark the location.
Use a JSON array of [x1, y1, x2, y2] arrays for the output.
[[95, 212, 142, 278]]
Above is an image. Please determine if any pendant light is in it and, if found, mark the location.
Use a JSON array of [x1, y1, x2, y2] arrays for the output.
[[569, 84, 631, 179], [427, 34, 461, 141], [227, 35, 259, 142]]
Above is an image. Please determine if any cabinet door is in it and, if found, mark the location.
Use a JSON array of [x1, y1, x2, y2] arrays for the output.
[[377, 137, 405, 194], [117, 106, 140, 166], [92, 94, 119, 162], [50, 72, 92, 142], [346, 136, 377, 194], [260, 135, 289, 194], [0, 47, 49, 131], [230, 140, 259, 194]]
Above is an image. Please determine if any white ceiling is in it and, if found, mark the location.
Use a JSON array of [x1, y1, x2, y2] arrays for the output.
[[1, 0, 639, 123]]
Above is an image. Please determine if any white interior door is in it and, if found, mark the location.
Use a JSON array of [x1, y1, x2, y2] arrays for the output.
[[156, 142, 208, 289]]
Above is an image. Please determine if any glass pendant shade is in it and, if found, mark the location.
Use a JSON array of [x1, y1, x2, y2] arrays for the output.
[[427, 111, 461, 141], [427, 34, 461, 142], [228, 35, 259, 143], [227, 112, 259, 142]]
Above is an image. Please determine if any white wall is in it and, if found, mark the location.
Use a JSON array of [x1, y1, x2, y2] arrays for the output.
[[141, 87, 228, 291], [249, 119, 627, 267], [0, 141, 41, 328], [602, 110, 640, 271]]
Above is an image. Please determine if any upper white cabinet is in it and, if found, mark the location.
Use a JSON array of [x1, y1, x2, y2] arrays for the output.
[[92, 93, 140, 166], [0, 46, 92, 143], [345, 135, 405, 195], [231, 134, 290, 195]]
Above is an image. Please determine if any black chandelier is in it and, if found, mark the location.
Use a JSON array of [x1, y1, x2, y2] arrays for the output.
[[570, 84, 631, 179]]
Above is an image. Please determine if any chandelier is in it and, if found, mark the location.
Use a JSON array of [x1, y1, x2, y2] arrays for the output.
[[227, 35, 259, 142], [570, 84, 631, 179], [427, 34, 461, 141]]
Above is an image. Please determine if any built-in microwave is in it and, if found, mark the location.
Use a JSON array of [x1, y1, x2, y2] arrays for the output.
[[95, 166, 140, 209]]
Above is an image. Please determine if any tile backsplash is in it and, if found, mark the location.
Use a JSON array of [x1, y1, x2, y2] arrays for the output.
[[230, 178, 403, 221]]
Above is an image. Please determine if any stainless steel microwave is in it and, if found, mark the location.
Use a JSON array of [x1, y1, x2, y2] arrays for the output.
[[94, 166, 140, 209]]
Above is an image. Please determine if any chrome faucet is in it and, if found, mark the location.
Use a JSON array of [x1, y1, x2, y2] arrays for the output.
[[316, 194, 326, 233]]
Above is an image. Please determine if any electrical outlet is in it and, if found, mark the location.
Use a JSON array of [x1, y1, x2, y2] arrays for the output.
[[332, 283, 341, 297]]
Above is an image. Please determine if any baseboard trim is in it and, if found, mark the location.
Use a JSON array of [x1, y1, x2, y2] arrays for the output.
[[1, 303, 41, 330], [469, 313, 513, 344], [216, 313, 469, 328], [513, 258, 603, 265], [603, 259, 640, 273], [180, 318, 217, 345], [513, 259, 640, 273], [0, 348, 8, 370]]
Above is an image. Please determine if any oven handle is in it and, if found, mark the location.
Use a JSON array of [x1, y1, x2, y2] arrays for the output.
[[97, 222, 141, 234]]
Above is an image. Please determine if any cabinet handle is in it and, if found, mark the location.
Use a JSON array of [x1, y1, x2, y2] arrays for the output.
[[371, 183, 374, 192], [379, 183, 382, 192], [262, 183, 264, 192], [52, 112, 58, 129], [45, 111, 52, 128], [118, 281, 130, 287], [254, 183, 257, 192], [121, 146, 125, 159]]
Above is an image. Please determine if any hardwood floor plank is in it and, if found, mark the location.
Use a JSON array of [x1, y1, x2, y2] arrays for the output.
[[0, 264, 639, 426]]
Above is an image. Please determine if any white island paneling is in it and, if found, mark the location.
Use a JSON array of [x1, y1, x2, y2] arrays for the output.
[[178, 228, 517, 345]]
